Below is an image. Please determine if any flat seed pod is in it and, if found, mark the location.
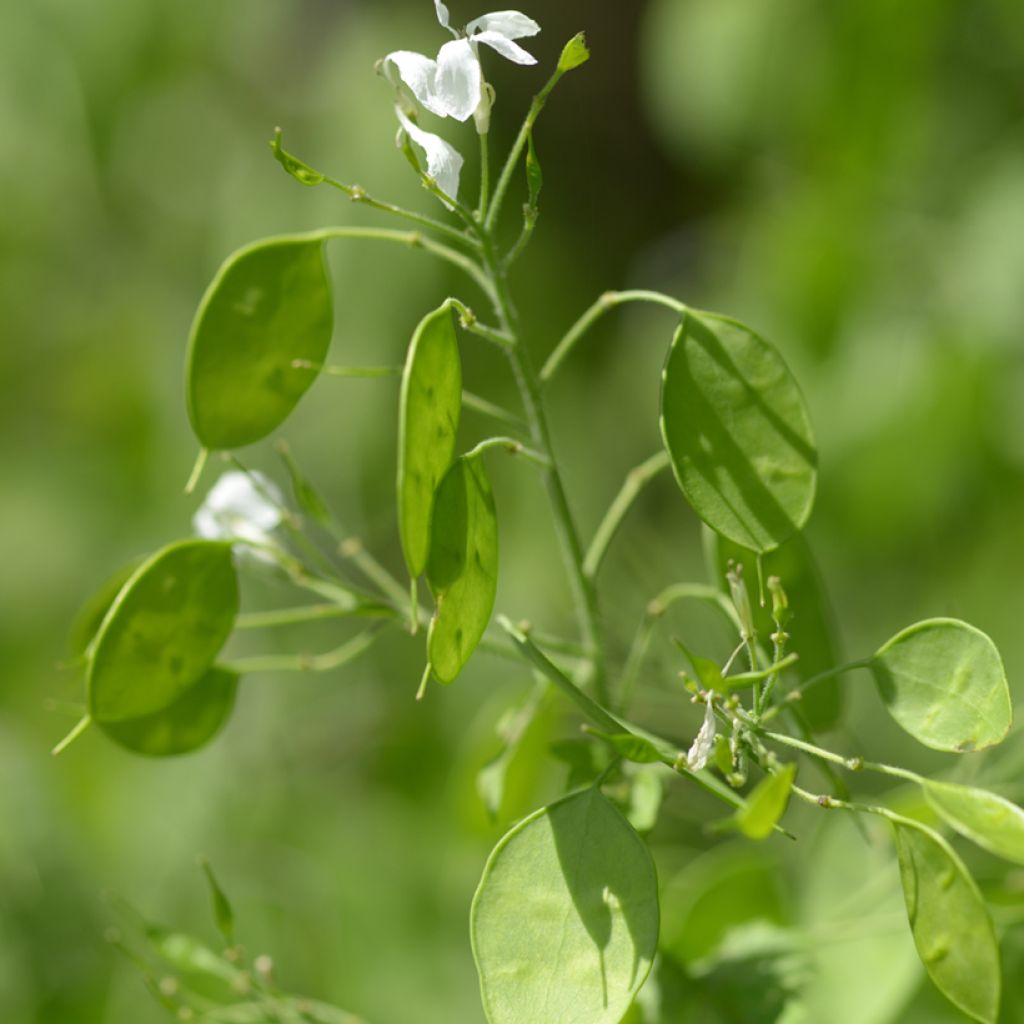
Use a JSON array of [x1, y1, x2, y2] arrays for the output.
[[99, 665, 238, 757], [923, 780, 1024, 866], [660, 311, 816, 553], [892, 820, 1000, 1024], [397, 301, 461, 576], [871, 618, 1011, 752], [186, 235, 333, 450], [426, 454, 497, 683], [67, 559, 143, 658], [703, 527, 842, 730], [471, 788, 659, 1024], [88, 540, 239, 723]]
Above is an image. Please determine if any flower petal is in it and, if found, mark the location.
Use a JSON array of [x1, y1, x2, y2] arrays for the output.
[[434, 0, 452, 31], [396, 108, 464, 202], [434, 38, 482, 121], [384, 50, 452, 118], [472, 29, 537, 65], [685, 700, 717, 772], [193, 471, 284, 544], [467, 11, 541, 40]]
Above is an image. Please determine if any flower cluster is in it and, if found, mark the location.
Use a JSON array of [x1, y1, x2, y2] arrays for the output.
[[382, 2, 540, 202]]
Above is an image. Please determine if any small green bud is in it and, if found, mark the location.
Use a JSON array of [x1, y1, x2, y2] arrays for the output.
[[558, 32, 590, 73], [767, 575, 792, 629]]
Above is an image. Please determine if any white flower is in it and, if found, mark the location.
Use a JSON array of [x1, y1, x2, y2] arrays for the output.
[[395, 107, 464, 202], [193, 471, 285, 551], [385, 5, 540, 124], [685, 699, 717, 772]]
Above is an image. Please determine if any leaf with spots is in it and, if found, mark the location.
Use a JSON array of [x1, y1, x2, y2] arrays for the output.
[[397, 300, 462, 577], [871, 618, 1011, 753], [892, 819, 1000, 1023], [426, 454, 497, 683], [87, 540, 239, 723], [660, 311, 817, 553], [471, 788, 659, 1024], [186, 234, 333, 450], [923, 780, 1024, 866]]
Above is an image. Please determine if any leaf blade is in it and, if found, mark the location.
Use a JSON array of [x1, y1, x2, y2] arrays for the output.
[[923, 780, 1024, 866]]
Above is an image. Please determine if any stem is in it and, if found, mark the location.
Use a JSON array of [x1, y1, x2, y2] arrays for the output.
[[333, 537, 411, 614], [760, 658, 874, 722], [763, 730, 922, 784], [226, 627, 382, 675], [184, 447, 209, 495], [462, 391, 526, 429], [464, 435, 552, 469], [52, 714, 91, 756], [477, 131, 490, 221], [583, 450, 671, 580], [448, 298, 515, 349], [236, 603, 393, 629], [541, 289, 688, 384]]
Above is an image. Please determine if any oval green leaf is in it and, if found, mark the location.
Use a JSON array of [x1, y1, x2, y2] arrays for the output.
[[88, 540, 239, 723], [923, 780, 1024, 866], [660, 311, 817, 553], [67, 559, 143, 658], [892, 820, 1000, 1023], [186, 235, 333, 449], [734, 764, 796, 840], [426, 454, 498, 683], [99, 665, 238, 756], [704, 527, 843, 730], [871, 618, 1011, 752], [397, 301, 462, 576], [471, 788, 659, 1024]]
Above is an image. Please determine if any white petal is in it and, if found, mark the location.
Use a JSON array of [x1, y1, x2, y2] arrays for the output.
[[384, 50, 451, 119], [434, 0, 452, 30], [685, 700, 717, 772], [467, 11, 541, 39], [396, 108, 464, 202], [192, 471, 284, 544], [434, 39, 482, 121], [472, 29, 537, 65]]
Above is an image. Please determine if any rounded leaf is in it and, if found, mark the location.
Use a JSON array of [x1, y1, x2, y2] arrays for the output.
[[923, 780, 1024, 866], [68, 559, 142, 658], [871, 619, 1011, 752], [660, 311, 817, 552], [88, 540, 239, 723], [186, 235, 333, 449], [426, 455, 497, 683], [471, 788, 659, 1024], [892, 820, 1000, 1023], [397, 301, 462, 576], [99, 666, 238, 756]]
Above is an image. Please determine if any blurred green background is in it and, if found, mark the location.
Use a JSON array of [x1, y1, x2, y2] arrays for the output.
[[3, 0, 1024, 1021]]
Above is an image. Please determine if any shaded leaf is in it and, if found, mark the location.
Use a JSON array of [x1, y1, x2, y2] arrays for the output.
[[588, 729, 664, 764], [660, 311, 816, 553], [67, 559, 143, 658], [186, 235, 333, 449], [471, 788, 659, 1024], [923, 780, 1024, 866], [892, 820, 1000, 1023], [88, 540, 238, 722], [871, 618, 1011, 752], [426, 455, 498, 683], [200, 859, 235, 947], [674, 638, 724, 692], [397, 301, 461, 577]]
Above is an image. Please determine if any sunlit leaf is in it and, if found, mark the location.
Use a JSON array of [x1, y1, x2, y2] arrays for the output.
[[892, 819, 1000, 1023], [471, 788, 658, 1024], [871, 618, 1011, 752], [426, 454, 498, 683], [398, 300, 461, 577], [99, 665, 237, 756], [674, 638, 725, 692], [923, 780, 1024, 866], [88, 540, 239, 722], [732, 764, 796, 840], [704, 527, 843, 730], [660, 311, 817, 553], [186, 235, 333, 449]]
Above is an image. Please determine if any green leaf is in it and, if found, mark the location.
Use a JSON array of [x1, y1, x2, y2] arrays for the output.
[[703, 527, 843, 730], [68, 559, 143, 658], [397, 301, 462, 577], [871, 618, 1011, 752], [99, 665, 238, 757], [200, 858, 235, 946], [186, 235, 333, 450], [270, 127, 326, 186], [674, 638, 724, 691], [660, 311, 817, 553], [588, 729, 664, 764], [923, 780, 1024, 866], [471, 788, 659, 1024], [87, 540, 239, 723], [625, 765, 664, 834], [558, 32, 590, 73], [426, 454, 498, 683], [145, 926, 242, 984], [892, 820, 1001, 1023], [733, 764, 796, 840]]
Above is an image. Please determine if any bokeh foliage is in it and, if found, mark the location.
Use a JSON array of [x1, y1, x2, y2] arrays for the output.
[[2, 0, 1024, 1021]]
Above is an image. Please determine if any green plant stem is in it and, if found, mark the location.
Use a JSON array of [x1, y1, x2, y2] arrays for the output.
[[504, 205, 539, 268], [478, 131, 490, 221], [448, 298, 515, 349], [763, 730, 922, 784], [760, 657, 874, 722], [226, 627, 382, 675], [541, 289, 688, 384], [583, 450, 671, 580], [235, 603, 393, 629], [184, 447, 209, 494], [464, 435, 552, 469], [485, 63, 567, 233], [462, 391, 526, 429], [52, 714, 91, 756]]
